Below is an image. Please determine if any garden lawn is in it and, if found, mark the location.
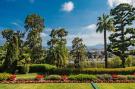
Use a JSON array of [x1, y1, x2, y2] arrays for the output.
[[97, 83, 135, 89], [0, 83, 92, 89]]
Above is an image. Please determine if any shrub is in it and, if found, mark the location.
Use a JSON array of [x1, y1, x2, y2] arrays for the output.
[[45, 75, 61, 80], [9, 74, 16, 81], [0, 73, 10, 81], [35, 75, 44, 80], [117, 75, 127, 80], [110, 56, 122, 68], [126, 56, 133, 67], [29, 64, 57, 73], [20, 65, 29, 74], [68, 74, 97, 80], [127, 75, 135, 80], [97, 74, 112, 80]]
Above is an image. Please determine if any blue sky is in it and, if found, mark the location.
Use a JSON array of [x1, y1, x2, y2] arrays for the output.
[[0, 0, 135, 46]]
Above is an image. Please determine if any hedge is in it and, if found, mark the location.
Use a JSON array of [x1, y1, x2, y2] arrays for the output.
[[68, 74, 97, 80], [29, 64, 57, 73], [1, 64, 135, 75], [49, 67, 135, 75]]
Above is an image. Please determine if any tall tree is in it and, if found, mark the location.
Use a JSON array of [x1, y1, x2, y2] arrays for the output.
[[46, 28, 69, 68], [24, 14, 45, 63], [96, 14, 115, 68], [71, 37, 88, 68], [108, 4, 135, 68], [2, 29, 23, 72]]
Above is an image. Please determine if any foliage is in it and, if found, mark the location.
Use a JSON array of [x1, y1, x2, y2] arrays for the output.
[[45, 75, 61, 80], [97, 74, 112, 80], [96, 14, 115, 68], [24, 14, 46, 64], [109, 56, 122, 68], [127, 75, 135, 80], [108, 3, 135, 68], [20, 65, 30, 74], [29, 64, 57, 73], [71, 37, 88, 68], [2, 30, 23, 72], [0, 73, 10, 81], [68, 74, 97, 80], [46, 29, 69, 68], [126, 56, 133, 67], [117, 75, 127, 80]]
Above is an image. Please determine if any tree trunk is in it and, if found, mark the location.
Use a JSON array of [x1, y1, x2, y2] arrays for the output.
[[122, 57, 126, 68], [104, 29, 108, 68]]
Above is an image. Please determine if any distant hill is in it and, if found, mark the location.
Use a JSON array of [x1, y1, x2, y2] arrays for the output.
[[67, 44, 104, 51]]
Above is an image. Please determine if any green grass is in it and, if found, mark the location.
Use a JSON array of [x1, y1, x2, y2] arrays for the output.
[[0, 83, 92, 89], [16, 73, 37, 79], [97, 83, 135, 89]]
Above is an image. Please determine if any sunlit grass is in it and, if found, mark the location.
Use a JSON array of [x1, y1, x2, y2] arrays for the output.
[[97, 83, 135, 89], [0, 83, 92, 89]]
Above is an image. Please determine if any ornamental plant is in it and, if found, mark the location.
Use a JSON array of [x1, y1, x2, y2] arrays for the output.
[[9, 74, 16, 81], [35, 75, 44, 81], [61, 75, 68, 81]]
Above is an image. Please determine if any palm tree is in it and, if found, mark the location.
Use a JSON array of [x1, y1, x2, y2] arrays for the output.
[[96, 14, 115, 68]]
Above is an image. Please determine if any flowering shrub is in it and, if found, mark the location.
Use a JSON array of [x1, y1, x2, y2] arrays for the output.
[[0, 73, 10, 81], [112, 74, 118, 79], [117, 75, 127, 80], [9, 74, 16, 81], [61, 75, 68, 81], [35, 75, 44, 80]]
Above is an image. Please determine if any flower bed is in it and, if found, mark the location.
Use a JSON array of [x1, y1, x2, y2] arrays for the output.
[[0, 74, 135, 83]]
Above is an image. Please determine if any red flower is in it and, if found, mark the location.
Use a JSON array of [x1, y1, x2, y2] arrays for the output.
[[9, 74, 16, 81], [35, 75, 44, 79], [112, 74, 118, 79], [62, 75, 68, 81]]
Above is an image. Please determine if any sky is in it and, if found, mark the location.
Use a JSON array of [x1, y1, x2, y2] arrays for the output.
[[0, 0, 135, 46]]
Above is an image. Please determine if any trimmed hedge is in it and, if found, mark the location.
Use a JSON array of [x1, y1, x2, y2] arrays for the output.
[[1, 64, 135, 75], [49, 67, 135, 75], [68, 74, 97, 80], [29, 64, 57, 73], [45, 75, 61, 80]]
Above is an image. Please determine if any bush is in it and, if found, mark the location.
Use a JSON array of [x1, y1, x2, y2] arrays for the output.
[[29, 64, 57, 73], [127, 75, 135, 80], [45, 75, 61, 80], [117, 75, 127, 80], [68, 74, 97, 80], [97, 74, 112, 80], [108, 56, 122, 68], [0, 73, 10, 81], [20, 65, 29, 74], [126, 56, 133, 67]]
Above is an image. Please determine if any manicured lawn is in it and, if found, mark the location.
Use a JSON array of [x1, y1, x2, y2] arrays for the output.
[[0, 83, 92, 89], [97, 83, 135, 89], [16, 73, 37, 79]]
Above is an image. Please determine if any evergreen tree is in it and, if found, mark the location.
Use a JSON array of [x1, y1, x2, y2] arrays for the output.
[[24, 14, 45, 63], [108, 4, 135, 68], [71, 37, 88, 68]]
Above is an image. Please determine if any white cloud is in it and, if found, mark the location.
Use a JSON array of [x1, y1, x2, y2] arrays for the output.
[[40, 32, 47, 38], [108, 0, 135, 7], [66, 24, 111, 46], [84, 24, 97, 30], [62, 1, 74, 12]]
